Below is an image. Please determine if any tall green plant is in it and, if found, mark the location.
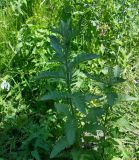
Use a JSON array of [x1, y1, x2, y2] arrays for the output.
[[84, 65, 139, 159], [35, 19, 100, 158]]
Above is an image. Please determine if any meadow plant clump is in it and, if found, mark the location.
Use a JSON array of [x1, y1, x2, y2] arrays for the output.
[[0, 0, 139, 160]]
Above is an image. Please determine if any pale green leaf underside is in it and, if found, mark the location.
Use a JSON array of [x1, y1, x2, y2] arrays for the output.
[[119, 94, 139, 101]]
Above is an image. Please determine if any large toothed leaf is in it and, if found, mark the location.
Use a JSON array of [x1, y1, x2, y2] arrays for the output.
[[60, 19, 72, 40], [50, 137, 69, 158], [107, 92, 118, 106], [34, 71, 64, 80], [49, 35, 62, 54], [40, 91, 69, 101], [87, 107, 105, 122], [65, 118, 76, 145], [83, 72, 102, 82], [84, 71, 125, 86], [55, 103, 71, 116], [72, 93, 86, 113], [84, 93, 102, 101], [70, 53, 100, 68]]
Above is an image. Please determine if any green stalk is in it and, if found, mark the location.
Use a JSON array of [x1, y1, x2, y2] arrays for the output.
[[65, 57, 75, 117], [101, 104, 109, 160], [63, 40, 75, 117]]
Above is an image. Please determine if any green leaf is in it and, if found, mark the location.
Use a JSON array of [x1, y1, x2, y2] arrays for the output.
[[113, 65, 121, 78], [40, 91, 69, 101], [111, 77, 126, 85], [87, 107, 105, 122], [31, 150, 41, 160], [65, 118, 76, 145], [112, 157, 122, 160], [23, 0, 27, 6], [70, 53, 100, 68], [50, 35, 62, 55], [34, 139, 49, 152], [55, 103, 71, 116], [107, 92, 118, 106], [84, 73, 101, 82], [34, 71, 64, 80], [116, 117, 130, 128], [21, 134, 38, 148], [60, 19, 72, 40], [84, 123, 104, 133], [72, 93, 86, 113], [50, 137, 69, 158], [83, 72, 106, 89], [51, 27, 61, 34], [84, 93, 102, 101], [71, 149, 98, 160], [119, 94, 139, 101]]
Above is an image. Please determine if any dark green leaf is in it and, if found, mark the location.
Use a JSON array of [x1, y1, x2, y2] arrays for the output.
[[35, 139, 49, 152], [107, 92, 118, 106], [55, 103, 71, 116], [84, 93, 102, 101], [70, 53, 100, 68], [112, 77, 126, 84], [60, 19, 72, 40], [72, 93, 86, 113], [71, 149, 99, 160], [40, 91, 69, 101], [31, 150, 41, 160], [34, 71, 64, 80], [50, 137, 69, 158], [84, 123, 104, 133], [50, 35, 62, 55], [65, 118, 76, 145], [83, 72, 102, 83], [87, 107, 105, 122]]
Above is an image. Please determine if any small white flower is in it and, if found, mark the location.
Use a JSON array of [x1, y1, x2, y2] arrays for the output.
[[134, 79, 138, 84], [1, 80, 10, 91], [96, 130, 104, 138]]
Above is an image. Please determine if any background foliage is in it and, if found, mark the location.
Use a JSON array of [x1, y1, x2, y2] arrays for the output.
[[0, 0, 139, 160]]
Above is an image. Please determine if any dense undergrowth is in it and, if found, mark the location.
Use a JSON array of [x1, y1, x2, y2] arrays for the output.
[[0, 0, 139, 160]]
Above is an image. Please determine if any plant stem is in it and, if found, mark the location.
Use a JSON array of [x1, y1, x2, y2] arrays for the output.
[[65, 57, 75, 117], [101, 104, 109, 160], [63, 42, 75, 117]]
